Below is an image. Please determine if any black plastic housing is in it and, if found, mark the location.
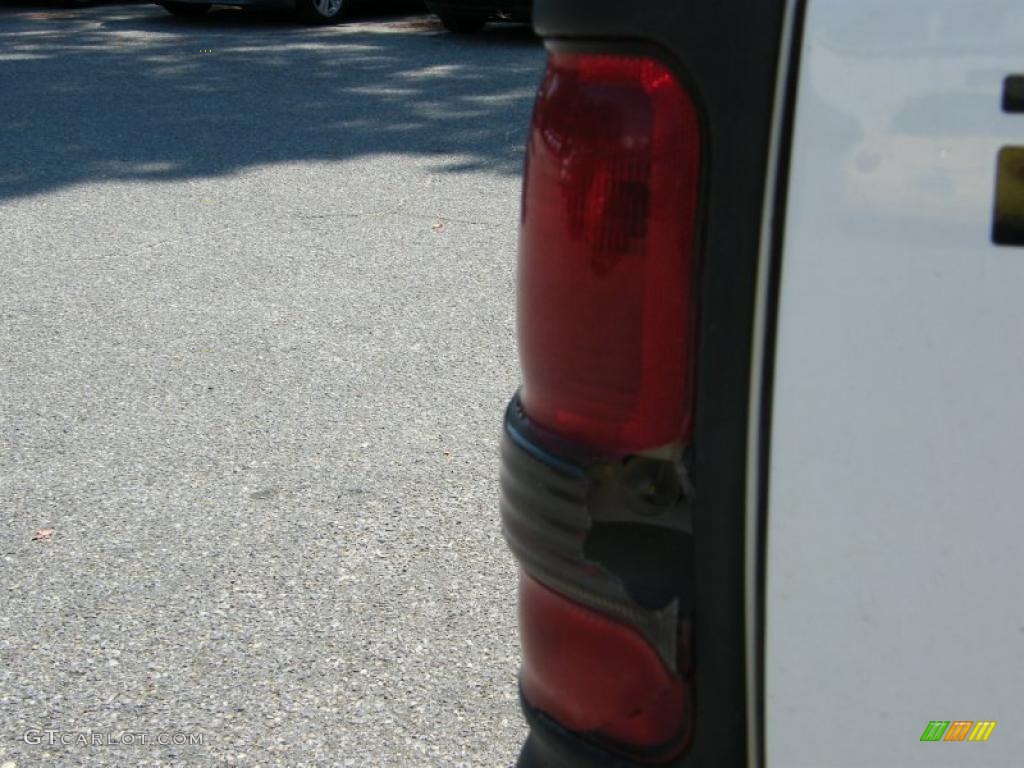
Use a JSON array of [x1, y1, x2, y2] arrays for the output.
[[508, 1, 795, 765]]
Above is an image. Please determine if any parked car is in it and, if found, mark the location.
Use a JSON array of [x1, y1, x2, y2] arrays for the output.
[[155, 0, 421, 24], [424, 0, 530, 33], [500, 0, 1024, 766]]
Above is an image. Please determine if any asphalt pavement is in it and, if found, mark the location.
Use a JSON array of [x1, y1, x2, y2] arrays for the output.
[[0, 3, 544, 765]]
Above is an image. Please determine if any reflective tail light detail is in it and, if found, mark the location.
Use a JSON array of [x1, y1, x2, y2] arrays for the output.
[[518, 53, 702, 456], [508, 50, 703, 764]]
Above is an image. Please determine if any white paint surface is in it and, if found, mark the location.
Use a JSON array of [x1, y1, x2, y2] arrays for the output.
[[764, 1, 1024, 766]]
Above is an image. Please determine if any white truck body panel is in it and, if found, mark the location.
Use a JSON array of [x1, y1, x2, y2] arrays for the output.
[[764, 1, 1024, 765]]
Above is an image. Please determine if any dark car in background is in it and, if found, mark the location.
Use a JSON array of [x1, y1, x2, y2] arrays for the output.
[[425, 0, 530, 32], [156, 0, 342, 22], [156, 0, 423, 24]]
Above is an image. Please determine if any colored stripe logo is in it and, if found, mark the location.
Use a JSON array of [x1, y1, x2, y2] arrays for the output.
[[921, 721, 996, 742]]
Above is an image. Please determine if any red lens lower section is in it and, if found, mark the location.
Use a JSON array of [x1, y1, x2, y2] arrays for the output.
[[518, 572, 689, 752]]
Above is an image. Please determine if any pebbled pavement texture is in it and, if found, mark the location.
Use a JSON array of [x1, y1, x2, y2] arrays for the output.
[[0, 2, 543, 765]]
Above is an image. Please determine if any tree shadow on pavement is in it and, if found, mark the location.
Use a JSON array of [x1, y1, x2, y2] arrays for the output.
[[0, 2, 543, 201]]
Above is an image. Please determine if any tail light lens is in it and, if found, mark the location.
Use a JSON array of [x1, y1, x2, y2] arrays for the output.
[[519, 573, 689, 749], [513, 51, 703, 762], [518, 52, 702, 456]]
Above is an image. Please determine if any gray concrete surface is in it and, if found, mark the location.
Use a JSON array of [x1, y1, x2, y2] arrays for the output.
[[0, 3, 543, 765]]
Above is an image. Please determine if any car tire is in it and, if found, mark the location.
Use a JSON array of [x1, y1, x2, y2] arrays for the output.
[[159, 1, 212, 16], [296, 0, 348, 24], [438, 12, 487, 33]]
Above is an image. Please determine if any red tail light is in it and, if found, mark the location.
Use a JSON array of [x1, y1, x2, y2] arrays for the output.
[[518, 52, 702, 455], [519, 573, 689, 749], [512, 50, 702, 763]]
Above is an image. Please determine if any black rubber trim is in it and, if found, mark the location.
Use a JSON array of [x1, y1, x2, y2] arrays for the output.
[[517, 688, 694, 768], [752, 2, 807, 766], [501, 396, 683, 669], [518, 702, 630, 768]]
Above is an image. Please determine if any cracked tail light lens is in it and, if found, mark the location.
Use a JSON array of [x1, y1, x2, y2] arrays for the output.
[[517, 52, 702, 456], [514, 51, 701, 761]]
